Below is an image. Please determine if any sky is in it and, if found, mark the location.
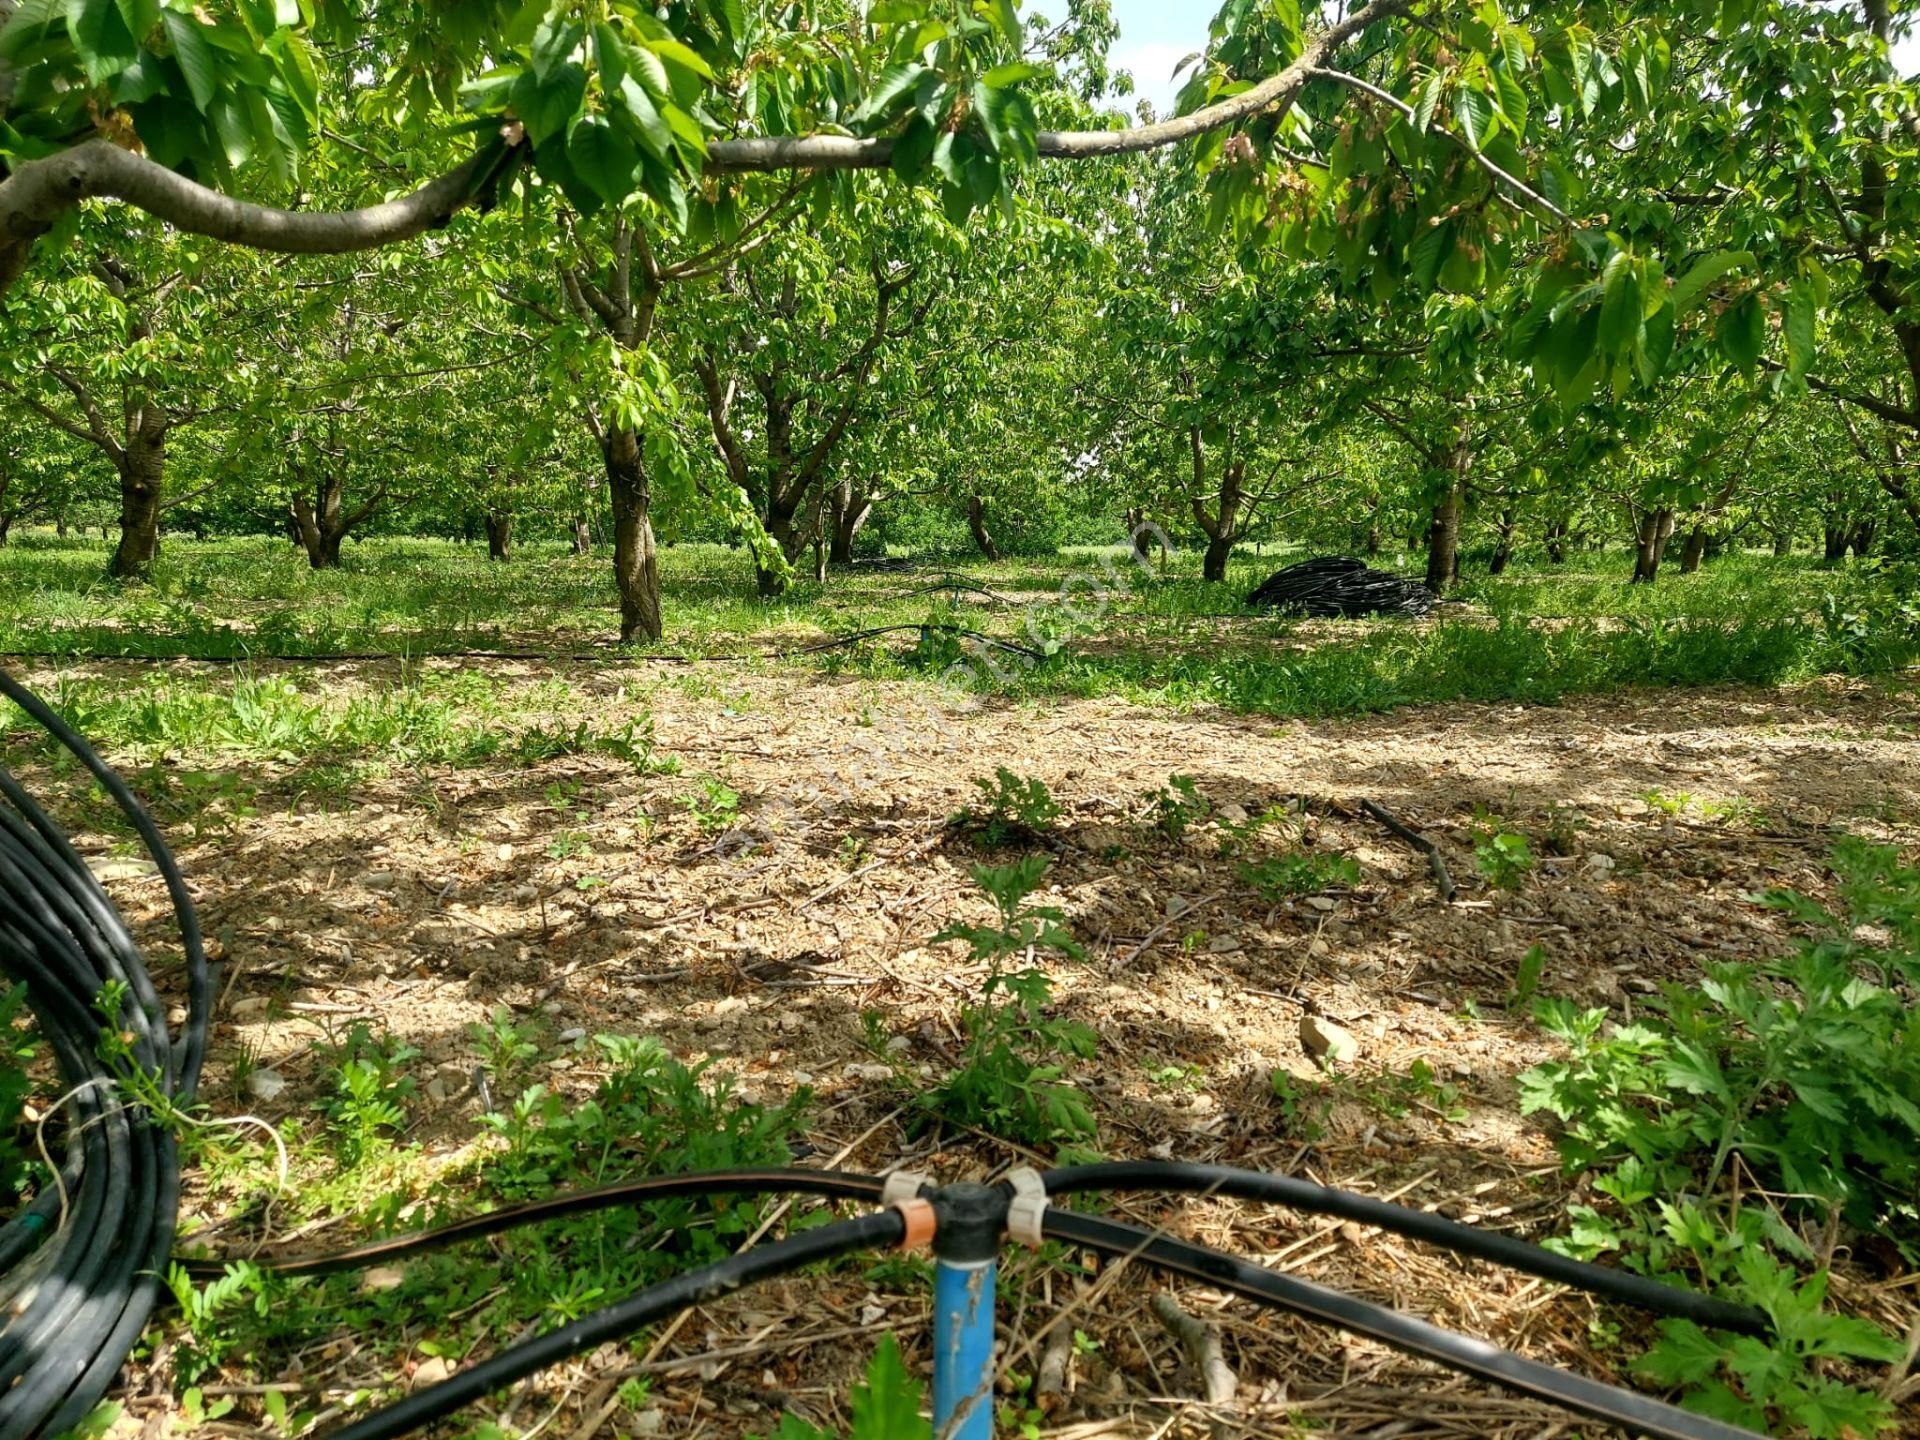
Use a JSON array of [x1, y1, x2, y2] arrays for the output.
[[1105, 0, 1210, 117]]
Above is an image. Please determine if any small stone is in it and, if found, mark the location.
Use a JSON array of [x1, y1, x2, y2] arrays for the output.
[[510, 884, 538, 904], [1207, 934, 1242, 954], [792, 1071, 814, 1086], [496, 843, 513, 861], [230, 995, 268, 1021], [1299, 1015, 1360, 1064], [1218, 802, 1249, 826], [884, 1035, 912, 1054], [246, 1068, 287, 1102], [362, 1267, 406, 1293], [557, 1027, 587, 1044], [413, 918, 468, 948], [845, 1062, 893, 1082], [859, 1302, 886, 1326], [630, 1410, 665, 1436], [426, 1077, 451, 1102], [1304, 895, 1336, 913], [1584, 852, 1616, 874], [777, 1012, 805, 1034], [410, 1356, 452, 1389], [1165, 895, 1191, 918], [363, 871, 396, 891]]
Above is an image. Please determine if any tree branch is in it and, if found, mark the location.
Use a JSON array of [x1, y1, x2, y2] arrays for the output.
[[1306, 67, 1569, 222]]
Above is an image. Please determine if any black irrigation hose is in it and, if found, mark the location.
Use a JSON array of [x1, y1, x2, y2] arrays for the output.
[[182, 1168, 887, 1279], [322, 1210, 905, 1440], [1043, 1208, 1763, 1440], [0, 668, 212, 1440], [1043, 1162, 1769, 1337], [1246, 555, 1439, 618]]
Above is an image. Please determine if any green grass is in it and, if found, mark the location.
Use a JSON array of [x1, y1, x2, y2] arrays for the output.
[[3, 532, 1914, 724]]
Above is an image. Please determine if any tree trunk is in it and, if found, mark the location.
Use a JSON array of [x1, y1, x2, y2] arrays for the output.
[[966, 494, 1001, 561], [604, 428, 662, 643], [828, 476, 873, 566], [0, 513, 11, 547], [571, 515, 591, 556], [1849, 520, 1877, 558], [1822, 522, 1850, 563], [1545, 520, 1567, 564], [1679, 523, 1709, 575], [108, 426, 166, 579], [485, 510, 512, 561], [1631, 507, 1675, 583], [1202, 534, 1234, 583], [55, 517, 66, 538], [1771, 528, 1792, 557], [1488, 508, 1516, 576], [1424, 474, 1463, 594], [1126, 508, 1156, 563]]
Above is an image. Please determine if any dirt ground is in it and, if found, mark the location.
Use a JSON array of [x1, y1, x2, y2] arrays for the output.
[[41, 659, 1920, 1438]]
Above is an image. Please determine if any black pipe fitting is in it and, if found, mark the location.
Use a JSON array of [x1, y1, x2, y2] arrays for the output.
[[929, 1181, 1006, 1264]]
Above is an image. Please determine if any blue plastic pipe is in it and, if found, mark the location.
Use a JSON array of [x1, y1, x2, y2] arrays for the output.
[[932, 1254, 996, 1440]]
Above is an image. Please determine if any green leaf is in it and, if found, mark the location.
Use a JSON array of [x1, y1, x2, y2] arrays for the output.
[[982, 60, 1047, 86], [67, 0, 138, 81], [850, 62, 928, 124], [1453, 86, 1495, 148], [1597, 252, 1643, 355], [1716, 292, 1767, 370], [610, 73, 671, 159], [847, 1335, 930, 1440], [986, 0, 1020, 47], [889, 114, 937, 180], [1632, 1320, 1727, 1386], [1669, 250, 1753, 313], [567, 114, 639, 205], [1784, 288, 1816, 379], [162, 10, 219, 112], [511, 64, 586, 146]]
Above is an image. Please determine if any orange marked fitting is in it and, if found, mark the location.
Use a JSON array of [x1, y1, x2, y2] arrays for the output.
[[892, 1196, 937, 1252]]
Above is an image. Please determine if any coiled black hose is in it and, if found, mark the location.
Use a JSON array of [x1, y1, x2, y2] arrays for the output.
[[0, 668, 211, 1440]]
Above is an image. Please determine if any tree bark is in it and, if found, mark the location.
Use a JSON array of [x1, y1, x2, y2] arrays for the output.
[[1822, 521, 1850, 563], [965, 493, 1002, 561], [1849, 520, 1878, 557], [604, 427, 662, 643], [1772, 528, 1793, 557], [1488, 508, 1516, 576], [1679, 523, 1709, 574], [571, 515, 591, 556], [1545, 520, 1567, 564], [485, 509, 512, 560], [108, 423, 166, 578], [1424, 472, 1463, 594], [828, 475, 873, 565], [1631, 507, 1675, 583], [1126, 508, 1157, 562]]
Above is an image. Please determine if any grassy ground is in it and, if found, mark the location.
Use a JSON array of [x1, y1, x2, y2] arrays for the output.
[[2, 535, 1918, 1440], [1, 533, 1914, 720]]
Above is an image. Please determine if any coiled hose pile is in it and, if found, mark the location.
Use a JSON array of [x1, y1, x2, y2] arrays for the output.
[[0, 669, 210, 1439]]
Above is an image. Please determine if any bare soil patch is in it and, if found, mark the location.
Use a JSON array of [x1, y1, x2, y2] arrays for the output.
[[26, 659, 1919, 1439]]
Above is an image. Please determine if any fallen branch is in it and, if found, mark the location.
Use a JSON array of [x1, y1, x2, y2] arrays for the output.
[[1360, 799, 1457, 902], [1151, 1292, 1238, 1407]]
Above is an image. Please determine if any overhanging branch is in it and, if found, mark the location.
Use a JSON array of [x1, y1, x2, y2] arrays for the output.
[[0, 0, 1409, 290]]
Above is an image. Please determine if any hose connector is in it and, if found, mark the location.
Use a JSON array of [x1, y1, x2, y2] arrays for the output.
[[1004, 1167, 1049, 1248]]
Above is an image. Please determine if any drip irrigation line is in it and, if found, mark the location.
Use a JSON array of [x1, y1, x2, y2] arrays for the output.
[[0, 667, 211, 1440], [181, 1168, 887, 1279], [1042, 1209, 1764, 1440], [321, 1210, 905, 1440], [1042, 1161, 1768, 1336], [0, 622, 1049, 670], [1246, 556, 1439, 618]]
